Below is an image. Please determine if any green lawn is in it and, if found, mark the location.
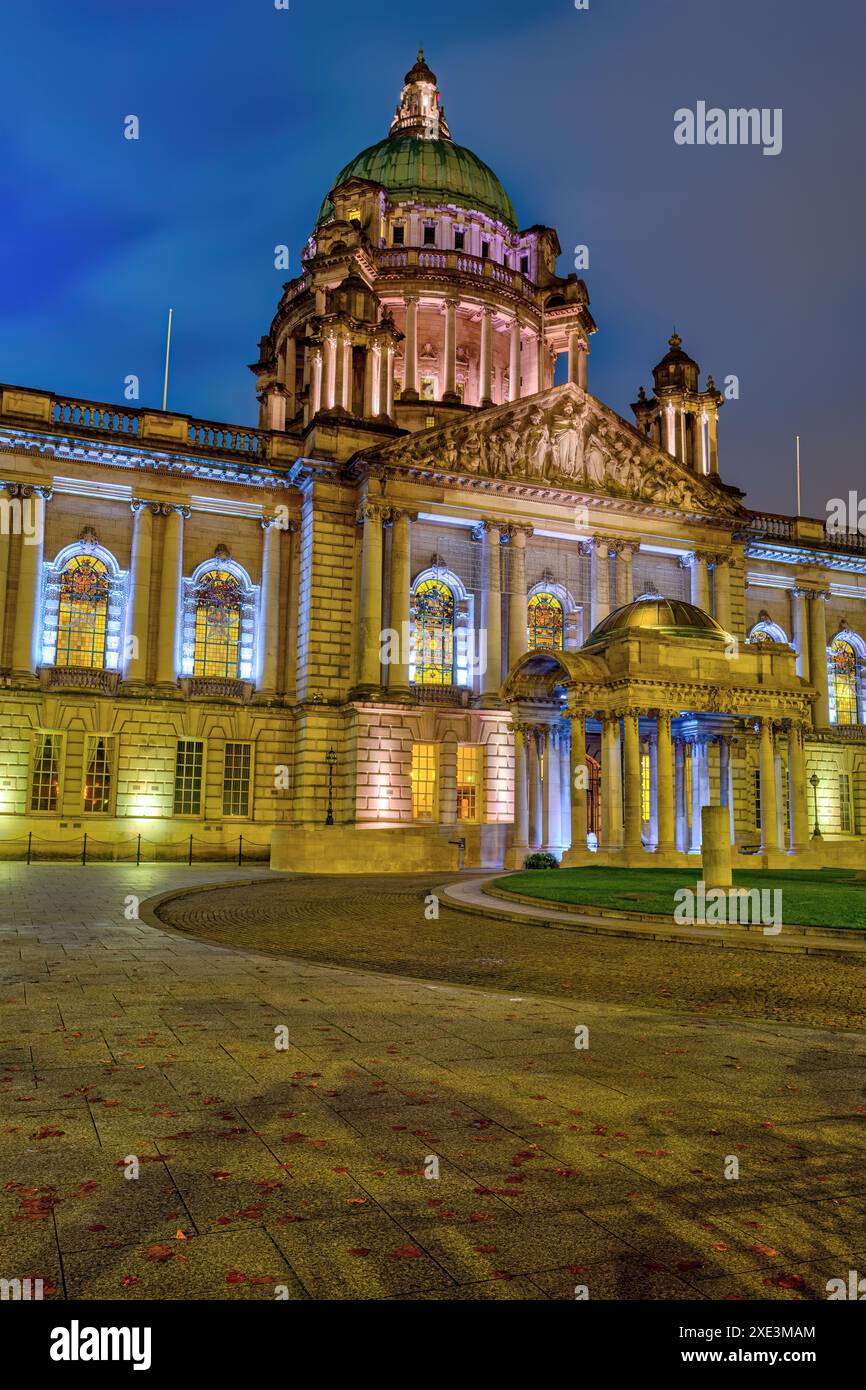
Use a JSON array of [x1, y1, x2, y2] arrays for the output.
[[494, 866, 866, 930]]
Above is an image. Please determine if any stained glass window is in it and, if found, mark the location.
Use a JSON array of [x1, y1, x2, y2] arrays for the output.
[[527, 591, 563, 651], [414, 579, 454, 685], [193, 569, 241, 678], [55, 555, 110, 669], [830, 639, 859, 725]]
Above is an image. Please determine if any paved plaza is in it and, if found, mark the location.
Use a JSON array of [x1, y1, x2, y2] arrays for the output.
[[1, 864, 865, 1300]]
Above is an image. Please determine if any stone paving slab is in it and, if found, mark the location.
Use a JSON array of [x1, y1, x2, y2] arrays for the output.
[[0, 864, 865, 1301]]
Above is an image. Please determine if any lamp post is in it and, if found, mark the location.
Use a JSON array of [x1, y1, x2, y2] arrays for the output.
[[325, 747, 336, 826], [809, 772, 822, 839]]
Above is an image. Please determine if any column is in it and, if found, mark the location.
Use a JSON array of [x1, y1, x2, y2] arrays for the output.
[[0, 483, 10, 666], [688, 553, 711, 612], [674, 739, 687, 850], [693, 411, 706, 473], [790, 588, 810, 680], [714, 556, 732, 631], [356, 502, 384, 691], [542, 727, 561, 847], [403, 295, 419, 399], [156, 505, 184, 687], [657, 712, 675, 856], [528, 728, 542, 847], [623, 712, 642, 855], [590, 539, 610, 629], [284, 336, 297, 418], [690, 740, 703, 852], [615, 543, 633, 608], [647, 735, 659, 846], [707, 409, 719, 474], [506, 526, 530, 669], [362, 346, 376, 419], [807, 592, 830, 726], [333, 331, 349, 412], [323, 334, 336, 410], [310, 346, 323, 417], [513, 724, 530, 851], [536, 334, 548, 395], [11, 486, 46, 677], [665, 405, 677, 456], [388, 508, 412, 696], [443, 299, 458, 400], [567, 330, 581, 386], [601, 716, 622, 851], [479, 308, 493, 405], [759, 719, 780, 853], [508, 318, 521, 402], [259, 517, 282, 693], [569, 714, 587, 855], [481, 522, 502, 698], [787, 721, 810, 853], [719, 736, 735, 844], [386, 346, 396, 418], [559, 723, 571, 846], [125, 500, 154, 683]]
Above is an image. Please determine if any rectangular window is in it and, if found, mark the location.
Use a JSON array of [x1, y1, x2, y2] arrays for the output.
[[754, 769, 762, 830], [223, 742, 252, 818], [173, 739, 204, 817], [393, 379, 403, 401], [423, 224, 436, 246], [840, 773, 852, 832], [392, 224, 404, 246], [411, 743, 437, 821], [640, 752, 651, 823], [456, 382, 465, 403], [481, 240, 490, 260], [456, 746, 482, 823], [520, 254, 530, 275], [347, 207, 361, 224], [420, 377, 436, 401], [83, 735, 114, 815], [454, 228, 465, 250], [30, 733, 63, 813]]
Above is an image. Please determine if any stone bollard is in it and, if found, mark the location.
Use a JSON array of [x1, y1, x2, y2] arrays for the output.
[[701, 805, 732, 889]]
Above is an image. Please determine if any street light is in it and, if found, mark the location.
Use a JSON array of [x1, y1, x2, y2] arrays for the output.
[[325, 747, 336, 827], [809, 773, 822, 839]]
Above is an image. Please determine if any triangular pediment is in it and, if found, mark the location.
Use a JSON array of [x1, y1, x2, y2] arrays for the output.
[[367, 384, 743, 518]]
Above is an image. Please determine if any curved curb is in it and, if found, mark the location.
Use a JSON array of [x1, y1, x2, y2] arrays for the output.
[[440, 876, 866, 959]]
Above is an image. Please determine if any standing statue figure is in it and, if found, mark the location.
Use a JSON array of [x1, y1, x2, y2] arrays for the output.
[[525, 407, 552, 479], [550, 399, 584, 479]]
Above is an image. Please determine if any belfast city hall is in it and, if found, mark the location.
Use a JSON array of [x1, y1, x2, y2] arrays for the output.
[[0, 50, 864, 874]]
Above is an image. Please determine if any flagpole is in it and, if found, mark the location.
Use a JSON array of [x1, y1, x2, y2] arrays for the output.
[[795, 435, 801, 517], [162, 307, 173, 412]]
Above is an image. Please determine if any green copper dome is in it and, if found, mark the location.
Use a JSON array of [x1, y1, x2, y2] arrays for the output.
[[583, 593, 731, 648], [317, 134, 518, 232]]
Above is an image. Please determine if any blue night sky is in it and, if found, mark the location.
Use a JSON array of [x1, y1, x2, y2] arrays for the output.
[[1, 0, 863, 515]]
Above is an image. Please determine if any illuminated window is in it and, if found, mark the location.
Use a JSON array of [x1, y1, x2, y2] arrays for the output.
[[55, 554, 110, 669], [411, 743, 437, 820], [413, 578, 454, 685], [420, 377, 436, 401], [423, 224, 436, 246], [455, 382, 465, 403], [840, 773, 853, 832], [640, 751, 651, 823], [830, 639, 860, 725], [747, 619, 788, 645], [173, 739, 204, 817], [347, 207, 361, 224], [223, 742, 252, 818], [83, 735, 114, 814], [193, 570, 241, 678], [393, 379, 403, 401], [527, 591, 563, 651], [30, 732, 62, 813], [456, 746, 482, 822]]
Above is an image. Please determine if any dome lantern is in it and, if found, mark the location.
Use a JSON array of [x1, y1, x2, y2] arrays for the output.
[[390, 47, 452, 142]]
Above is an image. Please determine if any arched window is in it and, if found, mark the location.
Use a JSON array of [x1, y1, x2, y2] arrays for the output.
[[55, 554, 110, 668], [747, 618, 789, 646], [41, 534, 127, 671], [180, 550, 258, 683], [413, 577, 454, 685], [193, 569, 242, 678], [527, 590, 563, 651], [830, 638, 860, 725]]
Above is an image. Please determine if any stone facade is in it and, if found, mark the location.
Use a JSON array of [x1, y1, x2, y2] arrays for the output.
[[0, 52, 864, 870]]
